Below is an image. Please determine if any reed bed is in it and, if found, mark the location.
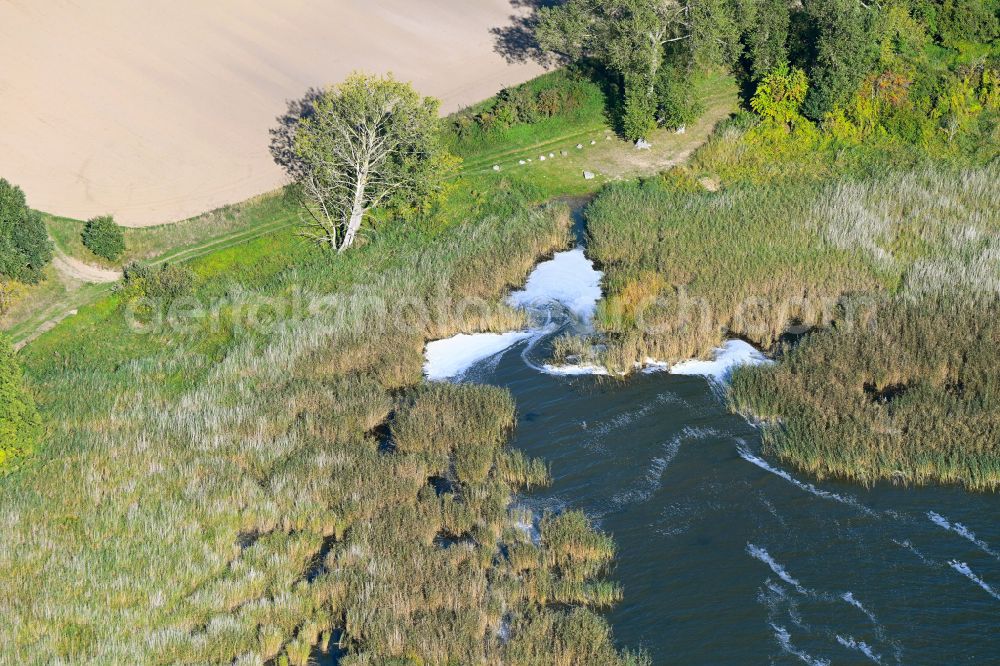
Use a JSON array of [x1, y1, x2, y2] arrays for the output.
[[586, 127, 1000, 489], [586, 175, 878, 369], [0, 181, 633, 663], [731, 294, 1000, 490]]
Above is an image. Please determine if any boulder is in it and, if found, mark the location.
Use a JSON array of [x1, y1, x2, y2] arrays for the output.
[[492, 164, 501, 171], [674, 124, 686, 134], [583, 171, 595, 180], [635, 138, 652, 150]]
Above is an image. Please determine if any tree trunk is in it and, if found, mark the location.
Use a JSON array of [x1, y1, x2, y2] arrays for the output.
[[339, 163, 369, 251], [340, 205, 365, 251]]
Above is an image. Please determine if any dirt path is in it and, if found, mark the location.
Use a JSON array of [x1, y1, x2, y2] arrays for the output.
[[462, 77, 739, 183], [51, 252, 122, 284]]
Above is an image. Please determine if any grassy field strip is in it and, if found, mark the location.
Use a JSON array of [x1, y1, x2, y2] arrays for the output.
[[148, 213, 296, 266], [458, 83, 737, 176], [461, 87, 738, 182], [457, 123, 610, 171], [10, 215, 296, 349], [9, 283, 110, 349]]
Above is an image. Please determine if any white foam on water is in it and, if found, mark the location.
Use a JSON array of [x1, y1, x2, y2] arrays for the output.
[[736, 441, 877, 516], [770, 624, 831, 666], [640, 358, 670, 373], [513, 515, 541, 546], [611, 437, 683, 506], [425, 247, 602, 380], [841, 592, 879, 627], [761, 580, 809, 630], [669, 339, 773, 381], [747, 544, 810, 596], [423, 330, 535, 380], [928, 511, 1000, 560], [836, 635, 882, 664], [949, 560, 1000, 601], [541, 363, 611, 376], [507, 248, 603, 323], [891, 538, 934, 565]]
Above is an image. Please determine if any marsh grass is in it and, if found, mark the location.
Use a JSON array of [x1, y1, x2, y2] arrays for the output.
[[587, 121, 1000, 489], [731, 294, 1000, 490], [586, 174, 878, 369], [1, 180, 634, 664]]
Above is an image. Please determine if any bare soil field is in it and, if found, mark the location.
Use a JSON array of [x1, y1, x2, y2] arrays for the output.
[[0, 0, 543, 226]]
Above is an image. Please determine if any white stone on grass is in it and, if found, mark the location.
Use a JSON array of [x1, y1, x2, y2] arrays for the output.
[[583, 171, 595, 180]]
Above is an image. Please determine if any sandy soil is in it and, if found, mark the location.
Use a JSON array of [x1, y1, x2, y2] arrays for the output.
[[51, 253, 121, 284], [0, 1, 544, 227]]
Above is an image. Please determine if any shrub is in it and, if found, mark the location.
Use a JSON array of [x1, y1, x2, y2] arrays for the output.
[[0, 179, 52, 284], [750, 64, 809, 124], [622, 83, 657, 141], [154, 264, 196, 298], [654, 66, 703, 128], [497, 85, 541, 124], [81, 215, 125, 261], [116, 261, 196, 303], [0, 334, 42, 466], [0, 279, 27, 317]]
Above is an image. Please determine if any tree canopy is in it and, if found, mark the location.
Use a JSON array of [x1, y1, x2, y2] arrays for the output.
[[82, 215, 125, 261], [536, 0, 751, 138], [274, 73, 453, 252], [535, 0, 1000, 131], [0, 179, 52, 283]]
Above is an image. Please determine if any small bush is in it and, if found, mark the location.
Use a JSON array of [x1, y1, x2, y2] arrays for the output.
[[622, 89, 657, 141], [81, 215, 125, 261], [0, 334, 42, 466], [116, 261, 196, 303]]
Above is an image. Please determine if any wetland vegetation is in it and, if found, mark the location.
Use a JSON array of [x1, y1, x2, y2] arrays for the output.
[[1, 0, 999, 661]]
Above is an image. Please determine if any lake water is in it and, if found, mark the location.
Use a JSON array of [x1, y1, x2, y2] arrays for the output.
[[440, 218, 1000, 664]]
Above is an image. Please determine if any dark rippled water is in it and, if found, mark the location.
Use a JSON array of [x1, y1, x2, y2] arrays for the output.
[[460, 330, 1000, 664], [438, 206, 1000, 664]]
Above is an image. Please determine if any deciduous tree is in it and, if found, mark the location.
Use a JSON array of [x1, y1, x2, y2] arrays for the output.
[[276, 74, 451, 252], [0, 179, 52, 283]]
